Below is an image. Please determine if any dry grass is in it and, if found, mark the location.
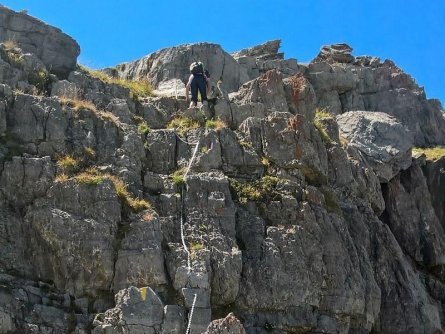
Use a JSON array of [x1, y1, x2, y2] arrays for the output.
[[3, 40, 18, 50], [413, 146, 445, 162], [59, 96, 98, 112], [60, 96, 121, 126], [79, 65, 154, 99], [57, 167, 151, 212], [56, 155, 79, 175]]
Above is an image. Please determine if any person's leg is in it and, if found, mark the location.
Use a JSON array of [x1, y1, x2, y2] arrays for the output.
[[197, 76, 207, 103], [190, 79, 199, 107]]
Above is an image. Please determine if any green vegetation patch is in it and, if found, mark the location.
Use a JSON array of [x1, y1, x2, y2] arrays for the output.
[[413, 146, 445, 162], [137, 121, 150, 136], [205, 119, 227, 130], [313, 108, 334, 144], [167, 116, 200, 136], [229, 176, 281, 204], [169, 168, 186, 187]]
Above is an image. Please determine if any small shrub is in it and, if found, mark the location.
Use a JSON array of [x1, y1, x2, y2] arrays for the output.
[[229, 176, 282, 204], [170, 168, 186, 186], [137, 121, 150, 136], [57, 155, 79, 175], [29, 69, 49, 94], [205, 119, 226, 130], [201, 146, 209, 154], [167, 117, 200, 136], [412, 146, 445, 162]]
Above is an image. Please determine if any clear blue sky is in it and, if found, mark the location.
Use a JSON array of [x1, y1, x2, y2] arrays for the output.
[[2, 0, 444, 104]]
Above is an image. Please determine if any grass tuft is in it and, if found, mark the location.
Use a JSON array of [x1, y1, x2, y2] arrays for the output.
[[229, 176, 280, 204], [167, 116, 200, 136], [56, 155, 79, 175], [313, 108, 334, 144], [137, 121, 150, 136], [205, 119, 227, 130], [413, 146, 445, 162], [169, 168, 186, 186]]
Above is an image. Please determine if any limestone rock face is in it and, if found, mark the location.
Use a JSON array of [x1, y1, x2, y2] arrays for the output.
[[1, 12, 445, 334], [337, 111, 413, 182], [0, 5, 80, 77]]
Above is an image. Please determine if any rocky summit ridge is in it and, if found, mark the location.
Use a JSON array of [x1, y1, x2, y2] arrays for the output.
[[1, 5, 445, 334]]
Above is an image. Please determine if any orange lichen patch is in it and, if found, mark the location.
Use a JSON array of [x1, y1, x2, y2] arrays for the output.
[[287, 114, 305, 131], [287, 73, 307, 105], [258, 69, 281, 88]]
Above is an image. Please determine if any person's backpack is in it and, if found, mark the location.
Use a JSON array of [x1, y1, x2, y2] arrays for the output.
[[190, 62, 204, 75]]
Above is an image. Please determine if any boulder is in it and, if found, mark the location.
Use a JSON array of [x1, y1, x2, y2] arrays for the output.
[[0, 5, 80, 77], [337, 111, 413, 182], [231, 70, 289, 113]]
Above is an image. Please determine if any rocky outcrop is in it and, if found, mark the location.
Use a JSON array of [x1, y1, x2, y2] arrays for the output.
[[337, 111, 413, 182], [1, 8, 445, 334], [0, 5, 80, 77], [113, 43, 249, 94], [307, 43, 445, 146]]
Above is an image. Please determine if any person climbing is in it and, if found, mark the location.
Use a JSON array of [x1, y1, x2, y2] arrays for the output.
[[186, 61, 211, 108]]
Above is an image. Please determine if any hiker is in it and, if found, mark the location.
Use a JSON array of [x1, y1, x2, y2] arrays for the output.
[[186, 61, 211, 108]]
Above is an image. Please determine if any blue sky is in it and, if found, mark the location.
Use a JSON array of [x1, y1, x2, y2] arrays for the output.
[[2, 0, 444, 104]]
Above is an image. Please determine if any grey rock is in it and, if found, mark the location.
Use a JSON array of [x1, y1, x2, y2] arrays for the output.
[[189, 308, 212, 334], [93, 286, 165, 334], [51, 79, 79, 99], [162, 305, 185, 334], [0, 5, 80, 77], [0, 156, 55, 208], [231, 70, 289, 113], [382, 164, 445, 270], [283, 73, 316, 120], [145, 129, 177, 174], [25, 179, 120, 296], [422, 157, 445, 225], [205, 313, 246, 334], [113, 212, 168, 291], [337, 111, 413, 182], [182, 288, 210, 308]]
